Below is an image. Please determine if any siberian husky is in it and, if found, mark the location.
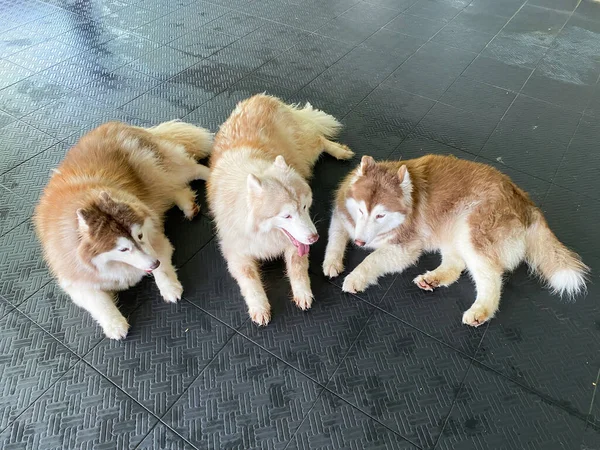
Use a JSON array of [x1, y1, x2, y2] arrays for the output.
[[323, 154, 588, 326], [34, 120, 212, 339], [208, 94, 354, 325]]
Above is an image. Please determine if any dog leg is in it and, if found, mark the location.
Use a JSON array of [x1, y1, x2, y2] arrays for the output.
[[64, 286, 129, 340], [414, 248, 465, 291], [462, 258, 503, 327], [152, 235, 183, 303], [226, 253, 271, 326], [321, 137, 354, 160], [191, 163, 210, 181], [173, 186, 200, 220], [323, 210, 349, 278], [342, 245, 421, 294], [285, 247, 313, 311]]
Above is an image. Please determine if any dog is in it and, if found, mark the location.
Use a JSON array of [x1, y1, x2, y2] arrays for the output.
[[34, 120, 213, 339], [323, 154, 589, 326], [207, 94, 354, 325]]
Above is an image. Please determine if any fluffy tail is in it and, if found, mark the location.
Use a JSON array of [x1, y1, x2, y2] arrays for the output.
[[525, 209, 589, 298], [147, 120, 213, 160], [290, 102, 343, 138]]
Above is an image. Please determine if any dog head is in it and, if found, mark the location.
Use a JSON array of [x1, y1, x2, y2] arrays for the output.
[[76, 192, 160, 272], [246, 156, 318, 256], [346, 155, 412, 248]]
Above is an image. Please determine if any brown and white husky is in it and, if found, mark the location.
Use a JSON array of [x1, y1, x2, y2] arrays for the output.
[[34, 120, 212, 339], [208, 94, 354, 326], [323, 154, 589, 326]]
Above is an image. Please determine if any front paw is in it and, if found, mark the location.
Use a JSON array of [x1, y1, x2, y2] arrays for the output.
[[102, 315, 129, 340], [323, 257, 344, 278], [462, 303, 493, 327], [184, 202, 200, 220], [293, 289, 313, 311], [158, 277, 183, 303], [342, 270, 369, 294], [249, 305, 271, 326]]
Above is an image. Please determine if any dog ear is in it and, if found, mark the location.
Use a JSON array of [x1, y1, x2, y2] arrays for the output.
[[247, 174, 263, 194], [358, 155, 375, 176], [274, 155, 288, 170], [76, 208, 91, 232], [397, 165, 412, 195]]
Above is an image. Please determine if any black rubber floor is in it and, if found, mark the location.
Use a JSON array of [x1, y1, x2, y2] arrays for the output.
[[0, 0, 599, 448]]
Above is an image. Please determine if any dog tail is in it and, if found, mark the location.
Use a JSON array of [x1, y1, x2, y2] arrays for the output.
[[147, 120, 213, 159], [290, 102, 343, 138], [525, 208, 589, 299]]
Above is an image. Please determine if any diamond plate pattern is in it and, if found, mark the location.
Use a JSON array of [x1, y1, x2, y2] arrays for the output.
[[164, 334, 323, 450], [0, 119, 57, 174], [0, 361, 158, 449], [86, 295, 235, 415], [0, 308, 78, 431], [137, 424, 196, 450]]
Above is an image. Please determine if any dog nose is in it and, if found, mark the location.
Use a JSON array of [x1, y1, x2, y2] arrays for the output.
[[308, 234, 319, 244], [354, 239, 366, 247], [150, 260, 161, 270]]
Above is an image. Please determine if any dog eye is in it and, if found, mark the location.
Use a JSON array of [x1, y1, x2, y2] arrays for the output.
[[283, 214, 292, 219], [138, 233, 143, 240], [376, 214, 386, 219], [359, 210, 365, 216], [303, 205, 307, 210], [118, 248, 129, 252]]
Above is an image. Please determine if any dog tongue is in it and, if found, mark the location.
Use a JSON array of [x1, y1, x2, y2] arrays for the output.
[[297, 243, 309, 257]]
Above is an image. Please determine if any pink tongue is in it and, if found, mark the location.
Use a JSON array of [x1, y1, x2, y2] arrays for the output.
[[297, 243, 309, 257]]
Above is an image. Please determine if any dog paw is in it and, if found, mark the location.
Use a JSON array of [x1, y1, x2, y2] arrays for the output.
[[184, 202, 200, 220], [413, 272, 440, 292], [159, 278, 183, 303], [462, 304, 493, 327], [337, 145, 355, 160], [323, 258, 344, 278], [102, 316, 129, 340], [293, 290, 313, 311], [249, 306, 271, 326], [342, 271, 368, 294]]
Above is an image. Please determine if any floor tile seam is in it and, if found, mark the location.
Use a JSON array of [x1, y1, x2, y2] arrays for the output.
[[148, 418, 203, 450], [7, 279, 53, 316], [366, 296, 482, 360], [0, 214, 30, 240], [3, 35, 87, 74], [0, 130, 77, 179], [144, 330, 240, 423], [522, 0, 581, 14], [125, 6, 234, 50], [318, 380, 425, 449], [281, 310, 410, 450], [177, 235, 216, 271], [585, 367, 600, 427], [0, 3, 63, 32], [430, 346, 479, 450], [469, 0, 586, 156], [334, 0, 481, 130], [550, 70, 600, 183], [0, 358, 84, 437], [0, 291, 17, 321], [464, 355, 594, 423]]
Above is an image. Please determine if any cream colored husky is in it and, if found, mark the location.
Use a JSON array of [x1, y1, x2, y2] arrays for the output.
[[208, 94, 354, 325]]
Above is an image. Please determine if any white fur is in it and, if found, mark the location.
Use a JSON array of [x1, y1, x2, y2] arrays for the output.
[[344, 198, 405, 248], [549, 269, 586, 298]]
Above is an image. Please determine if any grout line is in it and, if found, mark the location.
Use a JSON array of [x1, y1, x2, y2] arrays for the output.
[[431, 326, 488, 449]]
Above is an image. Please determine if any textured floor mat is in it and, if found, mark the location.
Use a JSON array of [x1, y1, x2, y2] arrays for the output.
[[0, 0, 599, 448]]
